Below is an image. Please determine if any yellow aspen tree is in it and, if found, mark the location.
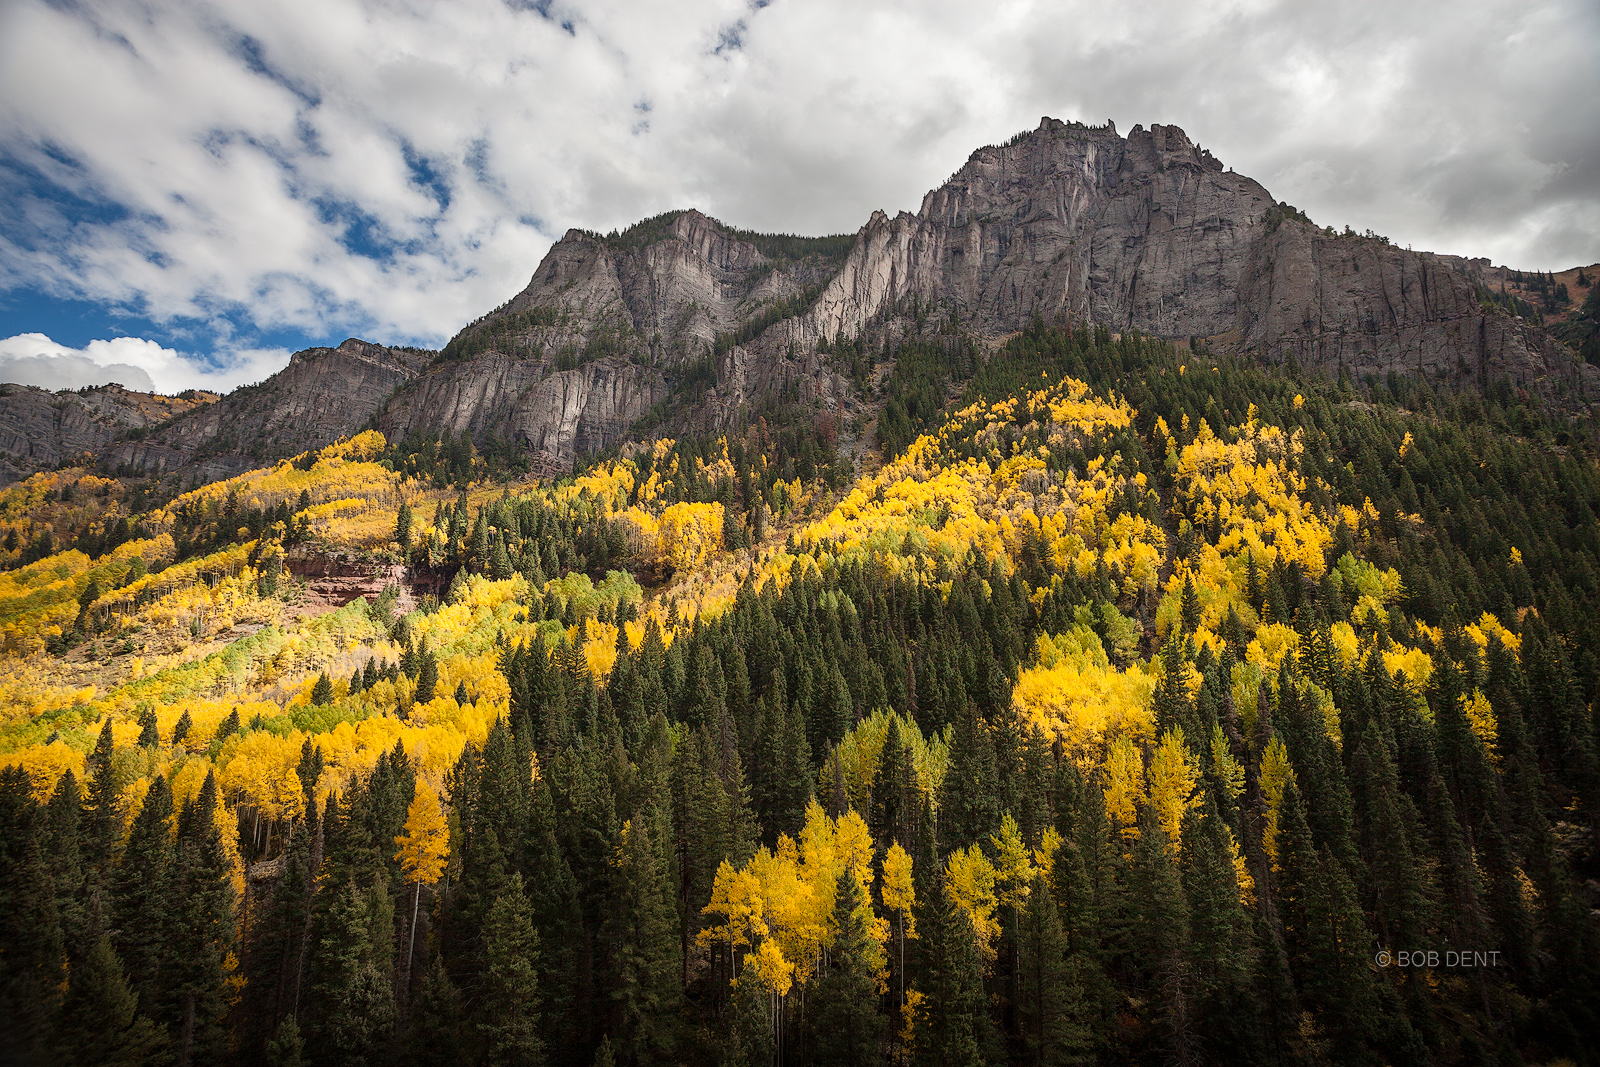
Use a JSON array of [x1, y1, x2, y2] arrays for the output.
[[1147, 727, 1202, 842], [1259, 735, 1296, 868], [989, 814, 1034, 909], [699, 860, 769, 963], [395, 782, 450, 979], [944, 844, 999, 962], [881, 843, 916, 1010], [1209, 724, 1244, 803], [1102, 734, 1145, 844]]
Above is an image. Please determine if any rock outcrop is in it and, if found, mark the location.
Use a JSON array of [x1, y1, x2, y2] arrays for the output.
[[105, 339, 429, 481], [16, 118, 1587, 489], [0, 383, 216, 484], [376, 209, 856, 471], [792, 117, 1591, 397]]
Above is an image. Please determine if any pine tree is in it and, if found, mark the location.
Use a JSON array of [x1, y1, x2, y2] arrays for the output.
[[137, 704, 160, 748], [914, 878, 986, 1067], [308, 876, 397, 1067], [52, 919, 164, 1067], [608, 818, 682, 1066], [1179, 574, 1201, 634], [43, 770, 87, 952], [1015, 871, 1086, 1067], [265, 1016, 305, 1067], [83, 718, 121, 874], [395, 500, 414, 550], [113, 774, 174, 1009], [165, 772, 236, 1067], [0, 826, 65, 1060], [478, 874, 545, 1067], [809, 870, 886, 1066], [403, 956, 468, 1067], [311, 671, 334, 706], [940, 698, 999, 851], [416, 649, 439, 705]]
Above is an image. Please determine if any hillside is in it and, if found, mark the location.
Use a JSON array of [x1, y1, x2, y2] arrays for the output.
[[0, 323, 1597, 1065]]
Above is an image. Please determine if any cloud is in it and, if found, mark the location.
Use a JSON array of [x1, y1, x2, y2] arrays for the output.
[[0, 333, 289, 394], [0, 0, 1595, 369]]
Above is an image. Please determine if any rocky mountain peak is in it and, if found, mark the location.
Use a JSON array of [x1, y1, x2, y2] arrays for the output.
[[9, 116, 1589, 490]]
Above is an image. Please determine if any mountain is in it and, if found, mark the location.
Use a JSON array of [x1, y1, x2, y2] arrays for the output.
[[7, 117, 1593, 485], [101, 338, 429, 483], [5, 123, 1600, 1067], [367, 117, 1598, 470], [0, 381, 216, 484]]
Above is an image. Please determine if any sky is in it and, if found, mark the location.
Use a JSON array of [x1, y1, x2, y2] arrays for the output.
[[1, 0, 1596, 395]]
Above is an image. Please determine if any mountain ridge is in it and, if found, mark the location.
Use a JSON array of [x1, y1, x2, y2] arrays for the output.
[[4, 116, 1594, 486]]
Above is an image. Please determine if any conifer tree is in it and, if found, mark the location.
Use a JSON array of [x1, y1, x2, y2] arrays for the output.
[[311, 671, 334, 706], [265, 1016, 305, 1067], [165, 772, 237, 1067], [83, 718, 120, 873], [415, 649, 439, 705], [52, 917, 164, 1067], [395, 500, 414, 550], [308, 876, 396, 1067], [809, 870, 886, 1066], [0, 828, 64, 1059], [940, 698, 999, 851], [137, 704, 160, 748], [403, 956, 468, 1067], [608, 818, 682, 1066], [43, 770, 87, 951], [914, 878, 986, 1067], [1015, 871, 1085, 1067], [478, 874, 545, 1067], [113, 774, 175, 1007]]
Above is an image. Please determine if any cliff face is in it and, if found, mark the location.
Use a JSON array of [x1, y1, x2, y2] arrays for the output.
[[369, 125, 1597, 470], [19, 118, 1587, 488], [378, 353, 666, 476], [796, 117, 1590, 396], [377, 209, 856, 471], [105, 339, 429, 481], [0, 383, 217, 485]]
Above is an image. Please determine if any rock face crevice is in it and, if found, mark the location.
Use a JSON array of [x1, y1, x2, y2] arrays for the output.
[[12, 116, 1588, 489]]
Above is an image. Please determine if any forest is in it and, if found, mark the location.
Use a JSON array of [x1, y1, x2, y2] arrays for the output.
[[0, 323, 1598, 1067]]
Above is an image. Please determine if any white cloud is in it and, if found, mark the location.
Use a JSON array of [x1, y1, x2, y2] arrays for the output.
[[0, 333, 289, 394], [0, 0, 1595, 369]]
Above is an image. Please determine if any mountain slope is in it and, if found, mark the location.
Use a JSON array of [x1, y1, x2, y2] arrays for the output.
[[103, 338, 429, 482], [10, 116, 1591, 489], [0, 382, 216, 485]]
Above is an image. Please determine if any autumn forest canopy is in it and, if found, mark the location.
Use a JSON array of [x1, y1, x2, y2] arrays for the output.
[[2, 324, 1599, 1067]]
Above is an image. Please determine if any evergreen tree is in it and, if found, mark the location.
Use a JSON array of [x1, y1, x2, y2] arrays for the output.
[[416, 649, 439, 705], [52, 919, 164, 1067], [914, 879, 986, 1067], [308, 876, 396, 1067], [403, 956, 468, 1067], [137, 704, 161, 748], [83, 718, 121, 874], [478, 875, 545, 1067], [165, 772, 236, 1067], [311, 671, 334, 706], [265, 1016, 306, 1067], [608, 818, 682, 1066], [808, 871, 886, 1066], [395, 500, 414, 550], [113, 774, 175, 1009], [1015, 871, 1086, 1067], [939, 699, 999, 850]]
